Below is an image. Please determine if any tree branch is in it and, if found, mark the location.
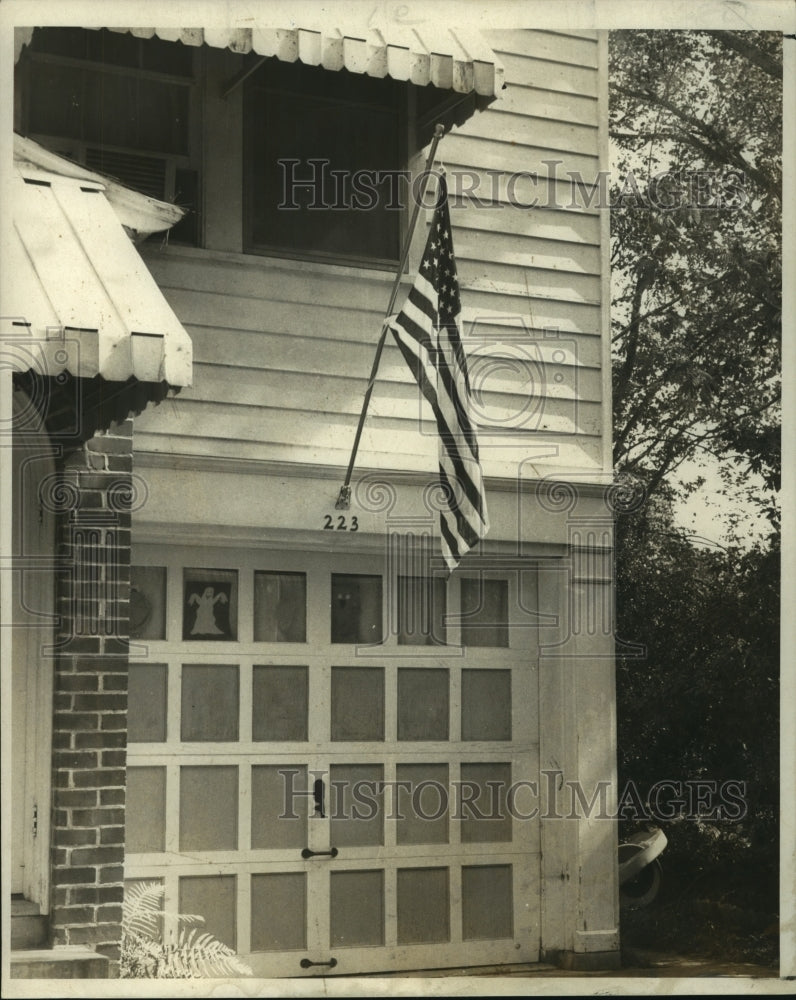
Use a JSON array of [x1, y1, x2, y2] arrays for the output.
[[705, 31, 782, 80], [613, 263, 654, 415], [612, 83, 781, 203]]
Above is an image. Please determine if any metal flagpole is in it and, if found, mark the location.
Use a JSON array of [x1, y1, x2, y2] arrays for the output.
[[335, 123, 446, 510]]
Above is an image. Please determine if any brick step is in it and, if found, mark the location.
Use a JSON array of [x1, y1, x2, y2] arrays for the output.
[[10, 948, 110, 979]]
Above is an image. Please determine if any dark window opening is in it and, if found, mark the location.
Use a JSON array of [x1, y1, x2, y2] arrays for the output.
[[244, 59, 407, 267], [17, 28, 200, 246], [30, 27, 195, 76]]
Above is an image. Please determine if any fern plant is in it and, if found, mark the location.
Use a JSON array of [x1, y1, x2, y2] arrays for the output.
[[121, 880, 252, 978]]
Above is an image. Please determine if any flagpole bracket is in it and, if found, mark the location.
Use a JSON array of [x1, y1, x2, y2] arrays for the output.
[[335, 485, 351, 510]]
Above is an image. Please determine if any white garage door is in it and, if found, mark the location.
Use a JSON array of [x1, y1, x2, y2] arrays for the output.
[[125, 543, 541, 976]]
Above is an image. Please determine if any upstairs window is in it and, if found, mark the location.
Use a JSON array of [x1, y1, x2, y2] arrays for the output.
[[244, 59, 407, 267], [17, 28, 484, 265], [16, 28, 201, 245]]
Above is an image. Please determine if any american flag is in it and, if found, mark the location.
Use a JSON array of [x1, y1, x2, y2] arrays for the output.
[[388, 174, 489, 571]]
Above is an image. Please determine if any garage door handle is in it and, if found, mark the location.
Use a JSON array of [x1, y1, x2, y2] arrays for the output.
[[313, 777, 325, 817], [301, 847, 338, 859], [300, 958, 337, 969]]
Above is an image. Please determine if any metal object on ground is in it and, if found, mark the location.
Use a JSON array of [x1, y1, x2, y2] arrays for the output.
[[619, 826, 668, 908]]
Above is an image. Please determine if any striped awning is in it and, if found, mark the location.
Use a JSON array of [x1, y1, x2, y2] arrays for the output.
[[15, 24, 503, 99], [4, 138, 192, 388]]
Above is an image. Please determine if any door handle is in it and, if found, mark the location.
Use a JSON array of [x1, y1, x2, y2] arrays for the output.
[[313, 776, 325, 817], [300, 958, 337, 969], [301, 847, 338, 859]]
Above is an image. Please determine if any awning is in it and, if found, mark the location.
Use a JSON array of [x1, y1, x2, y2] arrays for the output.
[[4, 137, 193, 389], [13, 134, 186, 243], [15, 24, 504, 99]]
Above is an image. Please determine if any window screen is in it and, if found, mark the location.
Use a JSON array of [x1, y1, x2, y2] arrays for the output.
[[244, 60, 405, 265]]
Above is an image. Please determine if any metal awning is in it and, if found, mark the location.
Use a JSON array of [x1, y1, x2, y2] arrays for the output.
[[13, 134, 186, 243], [4, 138, 192, 388], [15, 24, 504, 99], [123, 25, 501, 98]]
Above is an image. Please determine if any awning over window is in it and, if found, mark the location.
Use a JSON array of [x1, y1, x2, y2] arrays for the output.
[[4, 137, 193, 388], [15, 23, 503, 99], [122, 25, 501, 98]]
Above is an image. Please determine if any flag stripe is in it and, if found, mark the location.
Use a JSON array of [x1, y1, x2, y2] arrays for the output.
[[439, 505, 462, 564], [439, 464, 483, 550], [438, 436, 487, 522], [393, 304, 481, 453], [392, 322, 486, 525], [392, 327, 438, 411], [388, 174, 489, 571]]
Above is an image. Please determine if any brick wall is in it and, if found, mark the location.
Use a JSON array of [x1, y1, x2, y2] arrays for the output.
[[49, 419, 134, 970]]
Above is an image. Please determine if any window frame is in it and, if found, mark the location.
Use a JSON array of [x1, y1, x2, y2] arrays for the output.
[[241, 59, 412, 270], [15, 29, 203, 245]]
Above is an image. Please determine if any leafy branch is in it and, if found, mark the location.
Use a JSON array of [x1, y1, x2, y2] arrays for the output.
[[609, 29, 781, 516]]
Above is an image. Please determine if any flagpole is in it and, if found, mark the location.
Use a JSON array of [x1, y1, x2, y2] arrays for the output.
[[335, 123, 446, 510]]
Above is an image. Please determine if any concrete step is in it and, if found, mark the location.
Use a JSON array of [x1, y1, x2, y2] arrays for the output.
[[10, 948, 110, 979], [11, 899, 48, 949]]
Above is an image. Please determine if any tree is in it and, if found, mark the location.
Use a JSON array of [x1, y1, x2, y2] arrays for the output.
[[610, 30, 781, 514], [614, 495, 779, 957], [615, 494, 779, 856], [609, 32, 781, 958]]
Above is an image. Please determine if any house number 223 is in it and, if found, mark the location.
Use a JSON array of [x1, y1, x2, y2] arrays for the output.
[[323, 515, 359, 531]]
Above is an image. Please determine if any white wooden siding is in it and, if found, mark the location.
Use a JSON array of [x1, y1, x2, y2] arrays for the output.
[[135, 29, 607, 483]]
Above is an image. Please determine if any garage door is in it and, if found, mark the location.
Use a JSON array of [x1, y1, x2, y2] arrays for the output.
[[125, 543, 541, 976]]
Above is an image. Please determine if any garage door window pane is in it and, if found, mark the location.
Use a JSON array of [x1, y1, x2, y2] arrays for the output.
[[396, 764, 449, 845], [331, 574, 382, 644], [397, 868, 449, 944], [179, 875, 236, 950], [251, 873, 306, 951], [460, 762, 512, 843], [330, 870, 384, 947], [252, 665, 308, 742], [126, 767, 166, 852], [331, 667, 384, 741], [180, 766, 238, 851], [462, 865, 513, 940], [398, 668, 449, 741], [130, 566, 166, 639], [124, 878, 164, 941], [397, 575, 446, 645], [254, 571, 306, 642], [183, 569, 237, 641], [128, 663, 167, 742], [462, 669, 511, 740], [181, 664, 239, 742], [330, 764, 384, 847], [252, 765, 307, 850], [460, 578, 509, 647]]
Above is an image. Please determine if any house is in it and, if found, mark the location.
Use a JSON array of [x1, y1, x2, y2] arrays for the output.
[[5, 15, 618, 980]]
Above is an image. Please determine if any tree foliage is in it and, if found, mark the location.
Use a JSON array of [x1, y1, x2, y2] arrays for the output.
[[609, 32, 781, 947], [615, 495, 780, 958], [615, 495, 779, 850], [610, 30, 781, 509]]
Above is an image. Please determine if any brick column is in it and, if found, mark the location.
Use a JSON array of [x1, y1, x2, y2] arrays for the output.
[[48, 419, 134, 971]]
